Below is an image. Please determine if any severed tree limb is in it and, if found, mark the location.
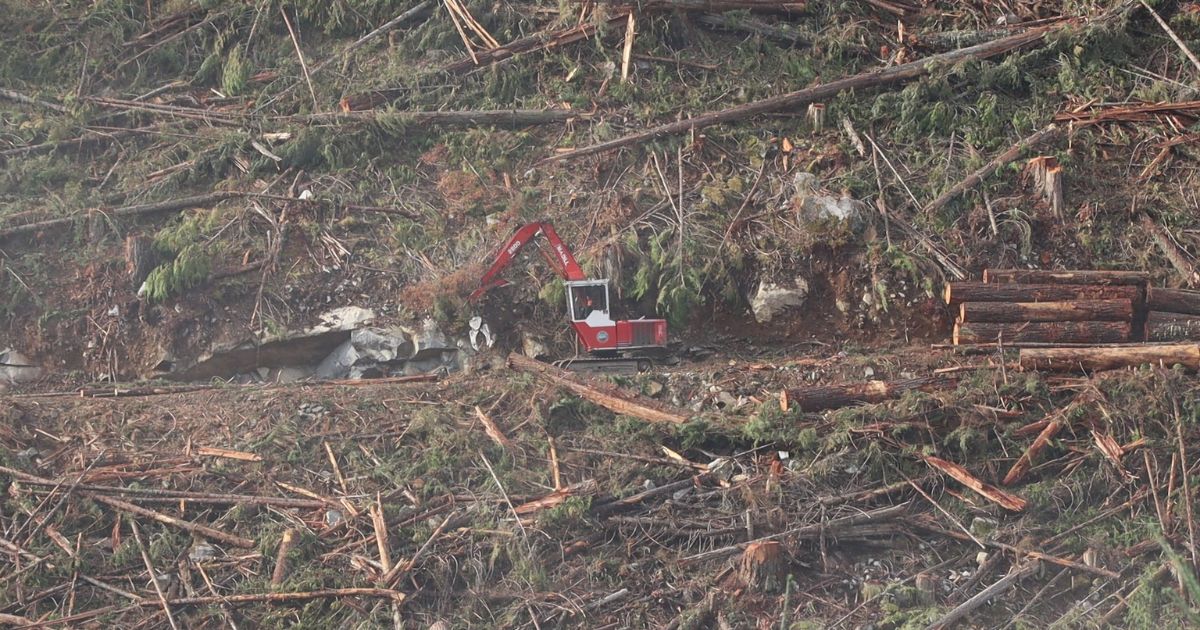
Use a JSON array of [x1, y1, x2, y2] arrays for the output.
[[0, 191, 242, 240], [507, 353, 689, 424], [0, 465, 327, 509], [322, 0, 434, 73], [1139, 0, 1200, 76], [539, 22, 1067, 163], [925, 561, 1041, 630], [0, 87, 67, 113], [923, 455, 1026, 511], [90, 495, 256, 549], [1141, 213, 1199, 287], [922, 125, 1061, 218], [304, 108, 589, 127], [340, 13, 630, 110], [0, 190, 429, 241], [696, 13, 814, 46], [138, 588, 407, 607], [677, 503, 910, 564]]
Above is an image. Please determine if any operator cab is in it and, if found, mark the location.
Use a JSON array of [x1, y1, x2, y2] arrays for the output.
[[565, 280, 610, 322]]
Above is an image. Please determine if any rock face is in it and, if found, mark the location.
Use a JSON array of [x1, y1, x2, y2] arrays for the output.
[[521, 332, 549, 359], [409, 318, 454, 360], [750, 277, 809, 323], [316, 327, 413, 380], [0, 349, 41, 387]]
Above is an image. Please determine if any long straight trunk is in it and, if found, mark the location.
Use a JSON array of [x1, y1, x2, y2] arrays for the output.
[[944, 282, 1140, 305], [1145, 311, 1200, 342], [541, 23, 1063, 163], [1019, 344, 1200, 372], [982, 269, 1149, 286], [1147, 287, 1200, 315], [953, 321, 1130, 345], [781, 374, 956, 412], [958, 299, 1132, 323]]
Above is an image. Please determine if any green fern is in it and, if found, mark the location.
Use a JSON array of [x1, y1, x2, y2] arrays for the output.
[[141, 245, 211, 303]]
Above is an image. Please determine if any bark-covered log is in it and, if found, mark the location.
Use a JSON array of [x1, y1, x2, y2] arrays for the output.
[[507, 353, 688, 423], [1147, 287, 1200, 315], [982, 269, 1150, 286], [958, 299, 1132, 323], [1146, 312, 1200, 342], [954, 320, 1130, 345], [1018, 344, 1200, 372], [944, 282, 1140, 305], [780, 374, 956, 412]]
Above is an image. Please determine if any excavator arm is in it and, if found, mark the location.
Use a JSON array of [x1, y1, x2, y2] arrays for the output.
[[469, 222, 586, 300]]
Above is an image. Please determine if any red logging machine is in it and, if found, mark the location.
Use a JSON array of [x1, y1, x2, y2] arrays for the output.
[[469, 222, 668, 372]]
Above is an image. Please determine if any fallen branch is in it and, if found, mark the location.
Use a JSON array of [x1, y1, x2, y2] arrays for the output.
[[1003, 413, 1067, 485], [1056, 99, 1200, 126], [925, 561, 1041, 630], [696, 13, 813, 46], [0, 190, 430, 242], [922, 125, 1061, 218], [147, 588, 407, 607], [507, 353, 689, 424], [90, 494, 256, 548], [678, 503, 910, 564], [923, 455, 1026, 511], [1141, 213, 1199, 287], [340, 14, 630, 110], [305, 108, 589, 127], [539, 22, 1066, 163], [0, 87, 67, 113], [0, 465, 325, 509]]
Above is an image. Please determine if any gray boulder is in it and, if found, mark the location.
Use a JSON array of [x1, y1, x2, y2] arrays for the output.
[[750, 277, 809, 323], [0, 349, 41, 387]]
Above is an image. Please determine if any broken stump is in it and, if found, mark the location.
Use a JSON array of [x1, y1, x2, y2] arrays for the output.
[[739, 540, 786, 592]]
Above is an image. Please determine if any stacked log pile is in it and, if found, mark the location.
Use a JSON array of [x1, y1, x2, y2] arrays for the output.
[[946, 269, 1200, 371], [945, 270, 1144, 345]]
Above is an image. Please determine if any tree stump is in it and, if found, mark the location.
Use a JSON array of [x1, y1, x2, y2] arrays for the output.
[[807, 103, 825, 131], [125, 235, 157, 290], [1029, 155, 1064, 218], [739, 540, 786, 592]]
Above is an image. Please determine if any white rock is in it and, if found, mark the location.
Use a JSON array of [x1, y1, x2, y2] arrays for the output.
[[0, 349, 40, 386], [750, 277, 809, 323]]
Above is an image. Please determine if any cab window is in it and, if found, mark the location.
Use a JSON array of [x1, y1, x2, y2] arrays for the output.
[[569, 284, 608, 321]]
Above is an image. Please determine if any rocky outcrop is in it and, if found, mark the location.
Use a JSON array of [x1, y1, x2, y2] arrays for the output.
[[750, 277, 809, 323]]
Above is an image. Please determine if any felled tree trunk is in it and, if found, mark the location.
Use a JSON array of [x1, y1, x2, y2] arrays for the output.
[[1147, 287, 1200, 315], [982, 269, 1149, 286], [953, 321, 1130, 345], [1145, 312, 1200, 342], [958, 299, 1132, 323], [1019, 344, 1200, 372], [781, 374, 956, 412], [944, 282, 1140, 305]]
